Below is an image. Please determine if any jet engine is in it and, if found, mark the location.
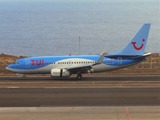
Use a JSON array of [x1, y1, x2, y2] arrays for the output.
[[51, 68, 70, 77]]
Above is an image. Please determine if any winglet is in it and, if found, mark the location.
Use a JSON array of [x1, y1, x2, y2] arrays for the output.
[[93, 52, 107, 65]]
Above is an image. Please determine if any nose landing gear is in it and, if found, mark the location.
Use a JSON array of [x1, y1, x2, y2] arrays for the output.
[[16, 73, 26, 80]]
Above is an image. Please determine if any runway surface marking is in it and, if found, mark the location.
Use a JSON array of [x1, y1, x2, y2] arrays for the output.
[[0, 81, 160, 88]]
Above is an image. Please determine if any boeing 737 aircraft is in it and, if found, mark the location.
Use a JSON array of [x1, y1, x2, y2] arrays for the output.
[[6, 23, 151, 80]]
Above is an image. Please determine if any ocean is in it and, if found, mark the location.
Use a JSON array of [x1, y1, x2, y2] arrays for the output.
[[0, 0, 159, 56]]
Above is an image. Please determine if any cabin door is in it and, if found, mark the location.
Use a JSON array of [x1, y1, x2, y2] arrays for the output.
[[118, 57, 122, 65], [25, 59, 30, 68]]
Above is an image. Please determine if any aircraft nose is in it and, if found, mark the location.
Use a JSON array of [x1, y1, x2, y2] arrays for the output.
[[6, 66, 10, 70], [6, 65, 12, 71]]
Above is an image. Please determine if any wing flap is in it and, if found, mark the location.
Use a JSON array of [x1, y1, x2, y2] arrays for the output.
[[67, 64, 92, 70], [66, 64, 92, 74]]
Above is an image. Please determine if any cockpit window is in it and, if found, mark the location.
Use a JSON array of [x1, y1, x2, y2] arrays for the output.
[[12, 61, 19, 65]]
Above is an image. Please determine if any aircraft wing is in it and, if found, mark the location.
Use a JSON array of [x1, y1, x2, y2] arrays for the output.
[[66, 52, 107, 73]]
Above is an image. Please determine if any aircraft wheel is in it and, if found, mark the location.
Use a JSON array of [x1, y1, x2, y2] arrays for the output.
[[22, 76, 26, 80], [77, 74, 82, 80]]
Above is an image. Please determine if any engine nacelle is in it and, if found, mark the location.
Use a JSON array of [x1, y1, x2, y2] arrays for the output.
[[51, 68, 70, 77]]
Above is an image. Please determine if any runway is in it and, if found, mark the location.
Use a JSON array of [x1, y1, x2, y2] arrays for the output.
[[0, 74, 160, 81], [0, 88, 160, 107], [0, 75, 160, 119], [0, 74, 160, 89], [0, 75, 160, 107]]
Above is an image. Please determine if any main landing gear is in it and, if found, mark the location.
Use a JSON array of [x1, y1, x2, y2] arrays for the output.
[[76, 73, 82, 80], [22, 76, 26, 80]]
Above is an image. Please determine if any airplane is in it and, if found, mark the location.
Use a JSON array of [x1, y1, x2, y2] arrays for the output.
[[6, 23, 151, 80]]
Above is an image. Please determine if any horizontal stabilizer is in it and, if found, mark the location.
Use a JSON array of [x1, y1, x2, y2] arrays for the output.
[[131, 52, 152, 59]]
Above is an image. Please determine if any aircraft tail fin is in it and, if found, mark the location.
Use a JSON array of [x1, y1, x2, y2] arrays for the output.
[[108, 23, 151, 56]]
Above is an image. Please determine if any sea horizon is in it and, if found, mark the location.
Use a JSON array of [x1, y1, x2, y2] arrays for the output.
[[0, 0, 159, 56]]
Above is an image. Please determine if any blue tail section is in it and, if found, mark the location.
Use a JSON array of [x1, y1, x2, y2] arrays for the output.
[[109, 23, 151, 56]]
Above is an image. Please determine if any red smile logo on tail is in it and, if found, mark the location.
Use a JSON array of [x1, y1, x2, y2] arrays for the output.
[[131, 39, 145, 50]]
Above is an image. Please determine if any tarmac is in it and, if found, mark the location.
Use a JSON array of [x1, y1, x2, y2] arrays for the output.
[[0, 74, 159, 120]]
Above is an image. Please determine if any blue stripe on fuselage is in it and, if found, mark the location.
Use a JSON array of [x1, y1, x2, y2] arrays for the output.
[[8, 55, 146, 70]]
